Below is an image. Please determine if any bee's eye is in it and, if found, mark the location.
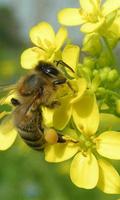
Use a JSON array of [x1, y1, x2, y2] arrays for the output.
[[41, 66, 59, 77], [35, 62, 59, 77]]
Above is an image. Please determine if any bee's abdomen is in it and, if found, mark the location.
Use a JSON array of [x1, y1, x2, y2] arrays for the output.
[[18, 128, 45, 151], [17, 110, 45, 151]]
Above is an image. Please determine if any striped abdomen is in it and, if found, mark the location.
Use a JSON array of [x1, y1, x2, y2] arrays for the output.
[[16, 109, 45, 151]]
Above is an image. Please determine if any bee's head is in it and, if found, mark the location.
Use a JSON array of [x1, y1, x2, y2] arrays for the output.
[[35, 61, 66, 85]]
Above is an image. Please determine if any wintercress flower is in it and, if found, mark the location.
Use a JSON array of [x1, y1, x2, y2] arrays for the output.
[[21, 22, 68, 69], [58, 0, 120, 33], [0, 93, 17, 150], [0, 115, 17, 150], [45, 94, 120, 193]]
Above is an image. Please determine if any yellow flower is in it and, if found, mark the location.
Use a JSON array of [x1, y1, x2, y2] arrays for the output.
[[41, 43, 81, 129], [45, 94, 120, 194], [21, 22, 68, 69], [0, 92, 18, 150], [58, 0, 120, 33], [105, 10, 120, 47], [0, 115, 17, 150], [53, 79, 92, 131]]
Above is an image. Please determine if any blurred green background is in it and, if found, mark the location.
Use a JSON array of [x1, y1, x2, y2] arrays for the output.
[[0, 1, 120, 200]]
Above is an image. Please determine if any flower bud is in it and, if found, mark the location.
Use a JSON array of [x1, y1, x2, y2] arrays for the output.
[[114, 79, 120, 87], [116, 99, 120, 114], [96, 87, 106, 96], [93, 69, 98, 76], [83, 57, 95, 69], [107, 69, 119, 82], [82, 66, 92, 77], [82, 33, 101, 56], [98, 52, 111, 67], [99, 67, 111, 81]]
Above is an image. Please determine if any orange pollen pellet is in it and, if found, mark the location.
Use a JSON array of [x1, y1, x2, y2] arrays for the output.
[[44, 128, 58, 144]]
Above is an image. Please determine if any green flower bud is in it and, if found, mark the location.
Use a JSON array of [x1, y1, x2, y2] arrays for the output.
[[91, 74, 101, 92], [99, 67, 111, 81], [114, 79, 120, 87], [76, 63, 83, 76], [82, 66, 92, 77], [97, 51, 111, 67], [107, 69, 119, 82], [82, 33, 102, 56], [116, 99, 120, 114], [93, 69, 99, 76], [96, 87, 106, 96], [83, 57, 95, 69]]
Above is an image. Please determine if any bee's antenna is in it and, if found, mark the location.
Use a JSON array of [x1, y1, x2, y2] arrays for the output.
[[55, 60, 75, 73]]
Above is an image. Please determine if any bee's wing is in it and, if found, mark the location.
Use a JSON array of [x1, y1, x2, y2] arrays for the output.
[[0, 84, 17, 105], [0, 113, 17, 150], [0, 84, 17, 92]]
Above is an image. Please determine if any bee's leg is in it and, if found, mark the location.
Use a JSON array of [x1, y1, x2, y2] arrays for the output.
[[49, 101, 61, 108], [57, 133, 78, 144], [57, 133, 66, 143], [45, 101, 61, 109], [54, 60, 75, 73], [11, 98, 21, 106]]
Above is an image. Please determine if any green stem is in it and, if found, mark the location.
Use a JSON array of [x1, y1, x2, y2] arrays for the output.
[[101, 36, 116, 65], [106, 89, 120, 99]]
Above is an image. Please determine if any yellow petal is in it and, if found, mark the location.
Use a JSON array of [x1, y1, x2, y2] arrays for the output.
[[55, 27, 68, 51], [97, 159, 120, 194], [21, 47, 45, 69], [53, 96, 72, 130], [102, 0, 120, 16], [70, 152, 99, 189], [82, 32, 102, 56], [41, 106, 54, 127], [62, 44, 80, 71], [109, 14, 120, 38], [70, 78, 87, 104], [0, 117, 17, 150], [0, 111, 8, 119], [45, 142, 79, 162], [79, 0, 100, 13], [105, 10, 117, 28], [73, 93, 99, 136], [58, 8, 85, 26], [0, 129, 17, 150], [80, 18, 105, 33], [99, 113, 120, 132], [96, 131, 120, 160], [0, 92, 16, 105], [29, 22, 55, 47]]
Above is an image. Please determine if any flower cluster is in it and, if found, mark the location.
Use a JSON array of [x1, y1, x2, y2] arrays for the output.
[[0, 0, 120, 194]]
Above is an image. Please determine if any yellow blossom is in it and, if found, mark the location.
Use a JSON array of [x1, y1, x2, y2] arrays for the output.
[[109, 10, 120, 38], [21, 22, 68, 69], [45, 94, 120, 193], [0, 115, 17, 150], [58, 0, 120, 33], [53, 78, 88, 130]]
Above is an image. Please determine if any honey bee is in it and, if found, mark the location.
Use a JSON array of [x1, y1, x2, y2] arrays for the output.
[[0, 60, 73, 151]]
